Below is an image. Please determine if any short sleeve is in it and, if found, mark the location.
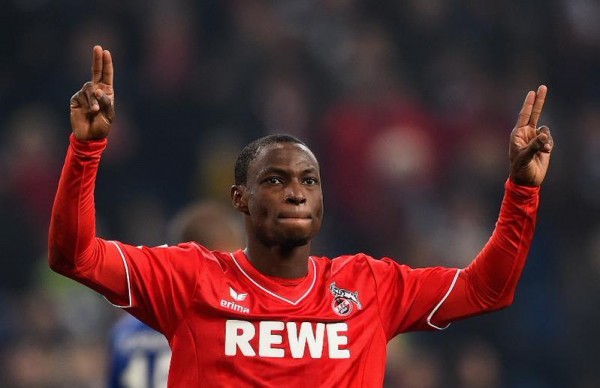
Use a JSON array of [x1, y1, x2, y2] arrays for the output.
[[367, 257, 460, 338]]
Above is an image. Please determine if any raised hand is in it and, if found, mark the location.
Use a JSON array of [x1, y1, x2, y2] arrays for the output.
[[509, 85, 554, 186], [70, 45, 115, 140]]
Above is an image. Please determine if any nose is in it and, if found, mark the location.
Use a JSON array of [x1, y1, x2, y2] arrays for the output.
[[284, 182, 306, 205]]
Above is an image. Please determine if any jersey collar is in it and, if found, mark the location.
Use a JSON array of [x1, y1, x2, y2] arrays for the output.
[[230, 250, 317, 306]]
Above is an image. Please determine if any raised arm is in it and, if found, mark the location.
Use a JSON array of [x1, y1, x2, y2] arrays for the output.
[[431, 86, 554, 326], [48, 46, 126, 302]]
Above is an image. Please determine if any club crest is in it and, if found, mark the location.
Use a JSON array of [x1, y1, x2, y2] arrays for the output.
[[329, 282, 362, 317]]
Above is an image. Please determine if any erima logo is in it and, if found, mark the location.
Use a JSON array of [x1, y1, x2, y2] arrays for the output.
[[230, 287, 247, 301], [220, 287, 250, 314]]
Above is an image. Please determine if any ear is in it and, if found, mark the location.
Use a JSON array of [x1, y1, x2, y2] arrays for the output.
[[231, 185, 249, 214]]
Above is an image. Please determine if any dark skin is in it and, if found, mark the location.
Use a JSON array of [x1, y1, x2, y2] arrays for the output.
[[231, 143, 324, 278], [72, 46, 554, 279], [70, 46, 114, 141]]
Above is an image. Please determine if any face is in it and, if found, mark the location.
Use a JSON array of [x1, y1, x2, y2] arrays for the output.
[[235, 142, 324, 249]]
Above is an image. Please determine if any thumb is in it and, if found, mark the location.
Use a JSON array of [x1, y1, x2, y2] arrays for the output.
[[523, 126, 552, 158], [511, 126, 551, 170], [532, 125, 552, 154], [95, 89, 115, 123]]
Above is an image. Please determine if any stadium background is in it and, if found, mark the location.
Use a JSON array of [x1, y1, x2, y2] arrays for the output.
[[0, 0, 598, 386]]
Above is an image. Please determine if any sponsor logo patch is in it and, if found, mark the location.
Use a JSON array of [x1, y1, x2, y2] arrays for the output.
[[230, 287, 248, 302], [221, 287, 250, 314]]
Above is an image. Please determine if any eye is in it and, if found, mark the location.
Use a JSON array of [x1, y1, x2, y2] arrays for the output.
[[264, 177, 283, 185], [303, 177, 319, 185]]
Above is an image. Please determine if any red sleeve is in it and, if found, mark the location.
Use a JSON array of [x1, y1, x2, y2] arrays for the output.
[[48, 134, 130, 302], [48, 135, 201, 336], [367, 257, 460, 338], [368, 179, 539, 338], [430, 179, 540, 327]]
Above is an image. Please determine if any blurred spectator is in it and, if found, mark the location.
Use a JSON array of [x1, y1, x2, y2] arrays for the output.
[[320, 23, 442, 256], [0, 103, 62, 292], [454, 338, 502, 388], [385, 335, 445, 388]]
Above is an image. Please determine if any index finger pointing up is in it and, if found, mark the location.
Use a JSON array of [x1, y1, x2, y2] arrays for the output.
[[528, 85, 547, 128], [91, 46, 114, 85], [102, 49, 114, 86]]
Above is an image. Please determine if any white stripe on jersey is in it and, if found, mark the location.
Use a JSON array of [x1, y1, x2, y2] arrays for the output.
[[230, 253, 317, 306], [426, 268, 461, 330], [104, 241, 133, 309]]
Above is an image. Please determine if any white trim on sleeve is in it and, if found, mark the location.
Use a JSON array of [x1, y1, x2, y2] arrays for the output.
[[103, 241, 133, 308], [426, 269, 461, 330]]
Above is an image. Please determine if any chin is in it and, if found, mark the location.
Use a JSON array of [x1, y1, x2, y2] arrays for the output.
[[281, 236, 311, 249], [276, 228, 313, 249]]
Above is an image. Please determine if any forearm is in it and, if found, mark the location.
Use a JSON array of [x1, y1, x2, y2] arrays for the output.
[[435, 179, 540, 322], [48, 134, 107, 273], [468, 179, 540, 306]]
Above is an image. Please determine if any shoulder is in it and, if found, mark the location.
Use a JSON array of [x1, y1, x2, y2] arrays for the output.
[[315, 252, 415, 277], [144, 241, 235, 265], [311, 253, 381, 274], [115, 242, 239, 279]]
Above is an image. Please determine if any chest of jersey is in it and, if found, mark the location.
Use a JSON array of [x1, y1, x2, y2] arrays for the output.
[[183, 257, 384, 363]]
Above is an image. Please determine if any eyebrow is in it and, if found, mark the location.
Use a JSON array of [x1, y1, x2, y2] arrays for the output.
[[258, 166, 319, 177]]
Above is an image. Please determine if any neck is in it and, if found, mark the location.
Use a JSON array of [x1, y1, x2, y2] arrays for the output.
[[244, 242, 311, 279]]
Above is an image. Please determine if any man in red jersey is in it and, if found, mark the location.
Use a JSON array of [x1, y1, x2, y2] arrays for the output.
[[49, 46, 553, 387]]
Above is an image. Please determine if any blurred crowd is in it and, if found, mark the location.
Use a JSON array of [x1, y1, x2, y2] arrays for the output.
[[0, 0, 599, 387]]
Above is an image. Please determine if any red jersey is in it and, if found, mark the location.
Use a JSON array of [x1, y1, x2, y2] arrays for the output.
[[49, 135, 541, 387]]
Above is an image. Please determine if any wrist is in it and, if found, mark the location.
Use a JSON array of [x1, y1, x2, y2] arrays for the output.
[[505, 178, 540, 200], [69, 133, 107, 156]]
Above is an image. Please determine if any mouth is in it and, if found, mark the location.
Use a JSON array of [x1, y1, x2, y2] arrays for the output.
[[277, 218, 312, 228], [277, 212, 313, 226], [278, 212, 312, 220]]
